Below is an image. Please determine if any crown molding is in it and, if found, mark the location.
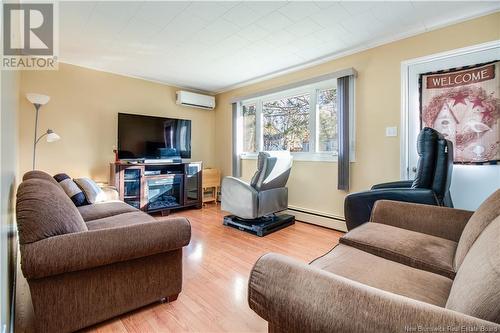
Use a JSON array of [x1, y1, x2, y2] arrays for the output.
[[57, 60, 214, 96], [214, 9, 500, 94]]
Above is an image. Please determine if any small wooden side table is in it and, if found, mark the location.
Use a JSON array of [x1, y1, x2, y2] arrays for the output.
[[202, 168, 221, 206]]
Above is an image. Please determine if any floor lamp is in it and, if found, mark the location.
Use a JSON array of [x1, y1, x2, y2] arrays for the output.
[[26, 93, 61, 170]]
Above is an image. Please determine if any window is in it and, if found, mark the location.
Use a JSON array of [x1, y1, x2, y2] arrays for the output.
[[239, 79, 345, 161], [317, 88, 337, 153], [242, 104, 256, 153], [262, 93, 310, 152]]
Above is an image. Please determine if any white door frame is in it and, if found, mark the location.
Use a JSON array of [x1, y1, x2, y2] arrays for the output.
[[400, 39, 500, 179]]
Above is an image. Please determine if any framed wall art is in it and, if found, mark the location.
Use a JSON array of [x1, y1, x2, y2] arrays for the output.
[[419, 61, 499, 164]]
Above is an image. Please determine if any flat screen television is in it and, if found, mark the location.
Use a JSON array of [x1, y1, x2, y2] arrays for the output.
[[118, 113, 191, 160]]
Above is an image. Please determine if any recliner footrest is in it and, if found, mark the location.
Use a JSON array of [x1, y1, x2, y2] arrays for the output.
[[223, 214, 295, 237]]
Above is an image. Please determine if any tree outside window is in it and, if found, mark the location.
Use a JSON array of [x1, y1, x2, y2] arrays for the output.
[[262, 94, 310, 152], [317, 88, 337, 153], [239, 80, 341, 159]]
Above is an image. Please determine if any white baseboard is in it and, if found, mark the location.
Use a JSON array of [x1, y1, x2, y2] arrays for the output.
[[281, 206, 347, 232]]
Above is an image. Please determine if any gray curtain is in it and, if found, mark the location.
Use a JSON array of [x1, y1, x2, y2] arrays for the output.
[[337, 76, 350, 191], [232, 102, 241, 177]]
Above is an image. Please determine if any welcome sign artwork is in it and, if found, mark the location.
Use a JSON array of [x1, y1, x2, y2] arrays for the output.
[[420, 61, 500, 164]]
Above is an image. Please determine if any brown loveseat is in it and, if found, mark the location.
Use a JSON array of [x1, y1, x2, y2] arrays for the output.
[[16, 171, 191, 333], [248, 190, 500, 332]]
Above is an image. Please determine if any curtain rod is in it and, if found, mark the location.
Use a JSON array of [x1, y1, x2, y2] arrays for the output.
[[230, 67, 357, 104]]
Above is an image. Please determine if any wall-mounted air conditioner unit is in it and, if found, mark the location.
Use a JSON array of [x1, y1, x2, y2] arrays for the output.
[[176, 91, 215, 110]]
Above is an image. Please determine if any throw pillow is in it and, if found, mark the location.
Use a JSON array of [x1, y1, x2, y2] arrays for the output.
[[53, 173, 88, 206], [74, 178, 106, 204]]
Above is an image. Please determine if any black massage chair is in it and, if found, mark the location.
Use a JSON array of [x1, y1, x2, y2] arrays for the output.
[[345, 127, 454, 230]]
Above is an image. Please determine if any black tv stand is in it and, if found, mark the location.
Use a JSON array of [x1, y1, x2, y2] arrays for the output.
[[110, 161, 202, 214]]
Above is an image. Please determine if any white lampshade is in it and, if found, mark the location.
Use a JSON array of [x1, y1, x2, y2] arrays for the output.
[[26, 93, 50, 105], [46, 130, 60, 142]]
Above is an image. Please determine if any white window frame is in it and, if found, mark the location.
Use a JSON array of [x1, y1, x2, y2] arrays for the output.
[[238, 78, 355, 162]]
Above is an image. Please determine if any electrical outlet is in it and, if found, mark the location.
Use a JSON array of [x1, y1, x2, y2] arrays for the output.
[[385, 127, 398, 137]]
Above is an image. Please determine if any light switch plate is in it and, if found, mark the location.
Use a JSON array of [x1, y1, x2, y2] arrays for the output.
[[386, 126, 398, 137]]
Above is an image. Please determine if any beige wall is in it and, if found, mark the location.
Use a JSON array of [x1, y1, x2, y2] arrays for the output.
[[16, 13, 500, 219], [19, 63, 216, 182], [215, 13, 500, 220], [0, 69, 20, 333]]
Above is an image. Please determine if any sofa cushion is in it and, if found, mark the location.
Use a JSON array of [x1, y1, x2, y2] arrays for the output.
[[23, 170, 60, 187], [54, 173, 88, 206], [454, 189, 500, 270], [340, 222, 457, 279], [77, 201, 138, 221], [311, 244, 453, 307], [446, 216, 500, 323], [16, 179, 88, 244], [86, 211, 155, 230]]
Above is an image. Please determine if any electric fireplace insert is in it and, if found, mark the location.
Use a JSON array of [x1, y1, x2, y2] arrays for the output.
[[146, 175, 183, 211]]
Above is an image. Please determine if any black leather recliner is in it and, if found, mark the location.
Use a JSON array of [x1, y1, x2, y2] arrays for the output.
[[345, 127, 454, 230]]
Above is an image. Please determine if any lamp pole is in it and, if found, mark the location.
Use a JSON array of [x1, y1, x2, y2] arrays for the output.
[[27, 93, 59, 170], [32, 103, 41, 170]]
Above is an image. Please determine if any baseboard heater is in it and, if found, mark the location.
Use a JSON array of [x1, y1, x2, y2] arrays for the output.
[[282, 206, 347, 232]]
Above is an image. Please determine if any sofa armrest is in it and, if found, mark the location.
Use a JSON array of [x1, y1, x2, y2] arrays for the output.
[[371, 200, 473, 242], [21, 217, 191, 279], [249, 253, 499, 333], [344, 188, 439, 230], [99, 185, 119, 201], [371, 180, 413, 190]]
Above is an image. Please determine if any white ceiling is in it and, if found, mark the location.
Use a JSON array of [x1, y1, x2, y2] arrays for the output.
[[59, 1, 500, 93]]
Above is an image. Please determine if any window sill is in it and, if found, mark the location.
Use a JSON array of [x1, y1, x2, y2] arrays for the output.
[[240, 152, 340, 162]]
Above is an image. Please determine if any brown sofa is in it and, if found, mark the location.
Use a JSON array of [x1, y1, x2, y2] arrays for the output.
[[248, 190, 500, 332], [16, 171, 191, 333]]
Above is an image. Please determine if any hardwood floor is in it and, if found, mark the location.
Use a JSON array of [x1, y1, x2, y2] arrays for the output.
[[17, 205, 343, 333]]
